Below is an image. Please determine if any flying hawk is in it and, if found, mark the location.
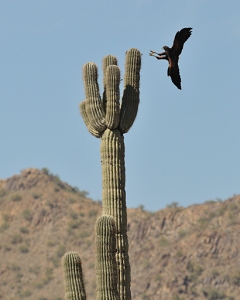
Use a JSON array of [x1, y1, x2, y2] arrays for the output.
[[149, 27, 192, 90]]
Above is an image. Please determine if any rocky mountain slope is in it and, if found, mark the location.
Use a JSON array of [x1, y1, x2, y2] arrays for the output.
[[0, 168, 239, 300]]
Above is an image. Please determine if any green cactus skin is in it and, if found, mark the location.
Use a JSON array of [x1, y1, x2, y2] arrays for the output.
[[102, 55, 118, 88], [100, 128, 130, 299], [95, 215, 119, 300], [119, 49, 141, 133], [83, 63, 106, 134], [80, 48, 141, 300], [105, 65, 120, 129], [102, 55, 118, 112], [79, 100, 102, 138], [62, 252, 86, 300]]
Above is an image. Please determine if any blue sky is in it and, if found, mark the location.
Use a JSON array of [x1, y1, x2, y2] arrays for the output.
[[1, 1, 240, 211]]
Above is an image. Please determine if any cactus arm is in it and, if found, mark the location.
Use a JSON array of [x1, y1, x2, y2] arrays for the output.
[[79, 100, 102, 138], [102, 55, 118, 88], [82, 63, 106, 133], [62, 252, 86, 300], [95, 215, 120, 300], [102, 55, 118, 112], [105, 65, 121, 129], [119, 48, 141, 133]]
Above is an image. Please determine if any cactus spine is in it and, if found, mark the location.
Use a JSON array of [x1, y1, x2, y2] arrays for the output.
[[63, 48, 141, 300]]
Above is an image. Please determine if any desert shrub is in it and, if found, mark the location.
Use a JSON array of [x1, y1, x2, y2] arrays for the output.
[[228, 211, 236, 225], [47, 240, 55, 247], [19, 290, 32, 298], [212, 269, 219, 277], [20, 227, 29, 234], [68, 220, 83, 230], [188, 260, 195, 272], [4, 245, 11, 251], [232, 272, 240, 286], [11, 194, 22, 202], [0, 222, 10, 232], [10, 263, 21, 271], [46, 200, 54, 208], [79, 230, 91, 238], [172, 295, 184, 300], [178, 229, 188, 238], [194, 265, 204, 276], [22, 210, 33, 221], [206, 288, 225, 299], [88, 209, 98, 217], [32, 193, 42, 199], [176, 250, 184, 258], [217, 206, 226, 216], [42, 167, 50, 175], [43, 268, 54, 284], [68, 198, 76, 204], [72, 187, 89, 197], [208, 211, 217, 218], [11, 234, 23, 244], [166, 201, 179, 208], [188, 261, 204, 282], [0, 188, 7, 197], [3, 214, 9, 222], [228, 203, 238, 211], [79, 190, 89, 197], [158, 236, 168, 247], [29, 265, 40, 275], [16, 271, 23, 282], [69, 211, 78, 219], [52, 256, 60, 268], [197, 217, 210, 229], [19, 245, 29, 253], [56, 245, 66, 258], [204, 200, 216, 204]]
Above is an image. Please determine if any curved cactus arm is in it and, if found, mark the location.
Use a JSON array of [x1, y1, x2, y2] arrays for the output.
[[100, 128, 131, 299], [83, 63, 106, 133], [105, 65, 121, 129], [62, 252, 86, 300], [95, 215, 120, 300], [79, 100, 101, 138], [119, 48, 141, 133]]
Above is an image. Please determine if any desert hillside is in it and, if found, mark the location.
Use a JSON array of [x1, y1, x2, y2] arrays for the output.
[[0, 168, 239, 300]]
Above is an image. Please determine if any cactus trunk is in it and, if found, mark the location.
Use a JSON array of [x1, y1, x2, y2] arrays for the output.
[[100, 129, 130, 299], [95, 215, 119, 300]]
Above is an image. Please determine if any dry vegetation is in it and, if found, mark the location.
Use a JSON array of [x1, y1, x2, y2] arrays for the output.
[[0, 168, 239, 300]]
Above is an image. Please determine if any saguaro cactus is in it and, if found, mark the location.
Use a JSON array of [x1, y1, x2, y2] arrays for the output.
[[81, 48, 140, 299], [62, 48, 141, 300]]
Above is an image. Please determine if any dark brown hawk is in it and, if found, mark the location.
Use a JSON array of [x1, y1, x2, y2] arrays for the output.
[[150, 27, 192, 90]]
